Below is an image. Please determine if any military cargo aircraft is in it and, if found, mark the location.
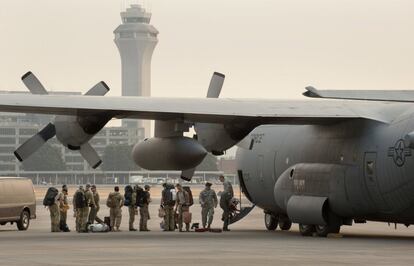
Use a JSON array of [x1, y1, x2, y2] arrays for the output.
[[1, 71, 414, 237]]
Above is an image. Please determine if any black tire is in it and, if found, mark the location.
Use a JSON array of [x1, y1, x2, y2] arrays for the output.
[[299, 224, 315, 236], [264, 213, 278, 231], [315, 211, 341, 237], [278, 219, 292, 231], [17, 210, 30, 231], [315, 223, 341, 237]]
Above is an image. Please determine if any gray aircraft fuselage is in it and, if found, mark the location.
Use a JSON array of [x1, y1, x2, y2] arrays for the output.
[[236, 103, 414, 225]]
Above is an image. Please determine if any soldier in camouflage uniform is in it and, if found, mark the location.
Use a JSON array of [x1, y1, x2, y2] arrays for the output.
[[83, 184, 95, 231], [128, 186, 138, 231], [139, 185, 151, 231], [219, 175, 234, 231], [199, 182, 218, 229], [58, 185, 70, 232], [73, 185, 85, 233], [107, 186, 124, 232], [49, 189, 61, 232], [175, 184, 190, 232], [161, 183, 176, 231], [89, 185, 104, 224]]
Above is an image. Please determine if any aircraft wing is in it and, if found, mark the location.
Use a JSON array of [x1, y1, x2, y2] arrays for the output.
[[0, 94, 391, 124], [304, 86, 414, 102]]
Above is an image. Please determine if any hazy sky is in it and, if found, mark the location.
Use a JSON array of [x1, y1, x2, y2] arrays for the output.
[[1, 0, 414, 99]]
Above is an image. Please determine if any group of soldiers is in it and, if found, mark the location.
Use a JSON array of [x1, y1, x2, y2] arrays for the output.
[[48, 183, 151, 233], [48, 175, 234, 233], [161, 175, 234, 232]]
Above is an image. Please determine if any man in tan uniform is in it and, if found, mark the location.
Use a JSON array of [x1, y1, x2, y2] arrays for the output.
[[73, 185, 86, 233], [161, 183, 176, 231], [58, 185, 70, 232], [139, 185, 151, 231], [83, 184, 95, 231], [175, 184, 190, 232], [49, 188, 61, 233], [126, 185, 137, 231], [89, 185, 104, 224], [107, 186, 124, 232]]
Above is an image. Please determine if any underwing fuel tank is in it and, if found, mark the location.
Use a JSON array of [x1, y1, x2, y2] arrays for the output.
[[132, 137, 207, 170]]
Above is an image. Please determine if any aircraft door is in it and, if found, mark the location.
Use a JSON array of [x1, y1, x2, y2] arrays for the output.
[[363, 152, 388, 211]]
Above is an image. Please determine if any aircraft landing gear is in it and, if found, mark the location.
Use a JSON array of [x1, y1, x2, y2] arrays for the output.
[[278, 216, 292, 231], [299, 211, 342, 237], [315, 224, 340, 237], [299, 224, 315, 236], [315, 212, 341, 237], [265, 213, 293, 231], [264, 213, 278, 231]]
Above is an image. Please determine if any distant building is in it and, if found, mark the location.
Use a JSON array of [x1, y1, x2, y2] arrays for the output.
[[218, 157, 237, 175], [0, 91, 144, 173], [114, 4, 159, 137]]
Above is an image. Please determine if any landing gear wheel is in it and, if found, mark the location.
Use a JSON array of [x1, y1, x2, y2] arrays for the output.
[[264, 213, 278, 231], [315, 211, 341, 237], [278, 219, 292, 231], [299, 224, 315, 236], [17, 210, 30, 231], [315, 224, 340, 237]]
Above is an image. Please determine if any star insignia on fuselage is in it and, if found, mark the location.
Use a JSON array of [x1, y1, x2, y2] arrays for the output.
[[388, 139, 412, 167]]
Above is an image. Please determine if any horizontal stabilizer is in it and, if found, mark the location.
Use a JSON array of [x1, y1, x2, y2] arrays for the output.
[[80, 143, 102, 169], [304, 86, 414, 102]]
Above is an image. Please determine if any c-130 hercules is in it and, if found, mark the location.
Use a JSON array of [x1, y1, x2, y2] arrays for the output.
[[1, 71, 414, 237]]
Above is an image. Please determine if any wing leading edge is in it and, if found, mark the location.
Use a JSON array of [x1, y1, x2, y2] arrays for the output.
[[0, 93, 390, 125]]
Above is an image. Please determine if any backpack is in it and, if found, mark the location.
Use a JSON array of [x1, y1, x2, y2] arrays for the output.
[[163, 188, 176, 206], [183, 186, 194, 207], [43, 187, 58, 206], [136, 187, 145, 207], [106, 192, 117, 208], [74, 190, 87, 209], [124, 185, 133, 206]]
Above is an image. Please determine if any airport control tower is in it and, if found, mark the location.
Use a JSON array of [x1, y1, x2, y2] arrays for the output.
[[114, 4, 158, 137]]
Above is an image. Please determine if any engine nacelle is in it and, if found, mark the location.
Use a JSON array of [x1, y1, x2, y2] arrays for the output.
[[54, 116, 92, 149], [54, 114, 109, 150], [132, 137, 207, 170]]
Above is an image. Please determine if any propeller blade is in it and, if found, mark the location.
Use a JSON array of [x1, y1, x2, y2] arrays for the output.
[[21, 71, 48, 95], [14, 123, 56, 161], [84, 81, 110, 96], [206, 72, 225, 98], [181, 168, 196, 182], [79, 143, 102, 169]]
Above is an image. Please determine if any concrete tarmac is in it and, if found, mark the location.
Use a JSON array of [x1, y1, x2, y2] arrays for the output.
[[1, 187, 414, 265]]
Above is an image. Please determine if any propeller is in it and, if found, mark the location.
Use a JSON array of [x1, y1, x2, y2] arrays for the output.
[[181, 72, 226, 181], [14, 72, 109, 168], [207, 72, 225, 98]]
